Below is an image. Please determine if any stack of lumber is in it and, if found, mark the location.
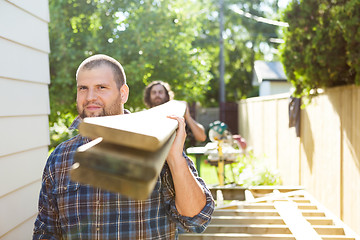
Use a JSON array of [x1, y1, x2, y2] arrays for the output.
[[180, 186, 359, 240], [70, 100, 186, 200]]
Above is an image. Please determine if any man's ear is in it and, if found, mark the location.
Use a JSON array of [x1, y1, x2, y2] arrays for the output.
[[120, 84, 129, 104]]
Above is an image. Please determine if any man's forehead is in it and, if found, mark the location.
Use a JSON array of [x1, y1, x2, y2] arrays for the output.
[[151, 84, 166, 91], [77, 64, 113, 78]]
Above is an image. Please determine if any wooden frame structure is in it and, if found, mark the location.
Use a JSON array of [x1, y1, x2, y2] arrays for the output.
[[238, 87, 360, 233], [180, 186, 360, 240]]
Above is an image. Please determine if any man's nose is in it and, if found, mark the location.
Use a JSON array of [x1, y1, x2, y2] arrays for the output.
[[86, 89, 97, 101]]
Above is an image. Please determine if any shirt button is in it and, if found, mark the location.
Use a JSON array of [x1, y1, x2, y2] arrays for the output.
[[96, 227, 100, 231]]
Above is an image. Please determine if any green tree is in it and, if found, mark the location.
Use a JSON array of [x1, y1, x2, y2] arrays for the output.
[[48, 0, 211, 124], [112, 0, 212, 108], [48, 0, 127, 125], [280, 0, 359, 98], [48, 0, 285, 148], [193, 0, 283, 106]]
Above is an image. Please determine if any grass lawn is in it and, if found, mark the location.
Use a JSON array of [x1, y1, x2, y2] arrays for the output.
[[188, 151, 282, 188], [187, 154, 238, 187]]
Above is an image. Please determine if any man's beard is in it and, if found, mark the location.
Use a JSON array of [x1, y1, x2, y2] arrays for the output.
[[79, 105, 105, 118], [78, 96, 123, 118], [151, 97, 167, 107]]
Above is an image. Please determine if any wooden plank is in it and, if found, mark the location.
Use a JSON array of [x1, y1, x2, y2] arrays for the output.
[[245, 189, 255, 201], [210, 216, 285, 225], [191, 187, 358, 240], [274, 201, 322, 240], [321, 237, 355, 240], [341, 86, 360, 236], [300, 93, 342, 216], [301, 210, 325, 217], [0, 115, 50, 157], [302, 191, 360, 239], [70, 161, 158, 201], [179, 233, 296, 240], [262, 100, 278, 167], [0, 0, 50, 52], [202, 225, 344, 236], [213, 209, 325, 217], [276, 98, 301, 186], [211, 215, 333, 226], [0, 38, 50, 84], [79, 100, 186, 151], [314, 226, 345, 235], [205, 224, 348, 236], [72, 101, 187, 199], [237, 203, 282, 209], [213, 209, 280, 217], [74, 137, 172, 181], [238, 101, 250, 144], [0, 78, 50, 117], [209, 186, 246, 201], [71, 133, 176, 200], [205, 224, 291, 234], [246, 190, 306, 203], [250, 101, 264, 157], [181, 233, 357, 240], [237, 203, 318, 210], [0, 147, 47, 197], [216, 203, 244, 210], [284, 197, 311, 204], [305, 217, 333, 225], [248, 186, 304, 196]]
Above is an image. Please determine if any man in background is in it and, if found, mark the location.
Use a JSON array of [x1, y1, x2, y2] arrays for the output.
[[144, 80, 207, 144]]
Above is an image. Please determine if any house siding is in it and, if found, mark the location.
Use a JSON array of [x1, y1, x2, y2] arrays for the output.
[[259, 80, 292, 96], [0, 0, 50, 239]]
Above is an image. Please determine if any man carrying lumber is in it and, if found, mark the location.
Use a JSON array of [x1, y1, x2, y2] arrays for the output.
[[144, 80, 207, 145], [33, 54, 214, 239]]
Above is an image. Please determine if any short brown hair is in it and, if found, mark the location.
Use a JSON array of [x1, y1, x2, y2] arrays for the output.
[[76, 54, 126, 89], [143, 80, 174, 108]]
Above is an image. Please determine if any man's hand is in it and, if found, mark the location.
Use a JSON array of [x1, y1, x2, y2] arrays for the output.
[[166, 115, 186, 162]]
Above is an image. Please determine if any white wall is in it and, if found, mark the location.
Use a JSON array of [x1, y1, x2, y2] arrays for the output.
[[0, 0, 50, 238]]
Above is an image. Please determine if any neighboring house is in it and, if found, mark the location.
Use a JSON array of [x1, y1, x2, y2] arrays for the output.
[[253, 60, 291, 96], [0, 0, 50, 239]]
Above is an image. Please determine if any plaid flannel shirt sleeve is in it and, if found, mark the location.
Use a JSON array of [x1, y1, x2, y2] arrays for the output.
[[33, 149, 63, 240], [162, 152, 215, 233]]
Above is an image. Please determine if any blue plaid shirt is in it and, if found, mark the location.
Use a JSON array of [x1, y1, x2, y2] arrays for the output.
[[33, 116, 214, 239]]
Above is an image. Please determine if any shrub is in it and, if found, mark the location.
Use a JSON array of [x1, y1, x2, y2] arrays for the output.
[[49, 113, 78, 152], [232, 151, 282, 187], [280, 0, 360, 98]]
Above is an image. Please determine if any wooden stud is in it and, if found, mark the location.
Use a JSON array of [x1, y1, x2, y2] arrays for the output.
[[274, 201, 322, 240]]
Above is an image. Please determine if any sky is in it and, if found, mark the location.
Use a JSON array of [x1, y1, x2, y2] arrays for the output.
[[278, 0, 292, 10]]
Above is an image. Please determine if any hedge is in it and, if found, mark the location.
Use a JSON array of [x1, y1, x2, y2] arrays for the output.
[[280, 0, 360, 97]]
